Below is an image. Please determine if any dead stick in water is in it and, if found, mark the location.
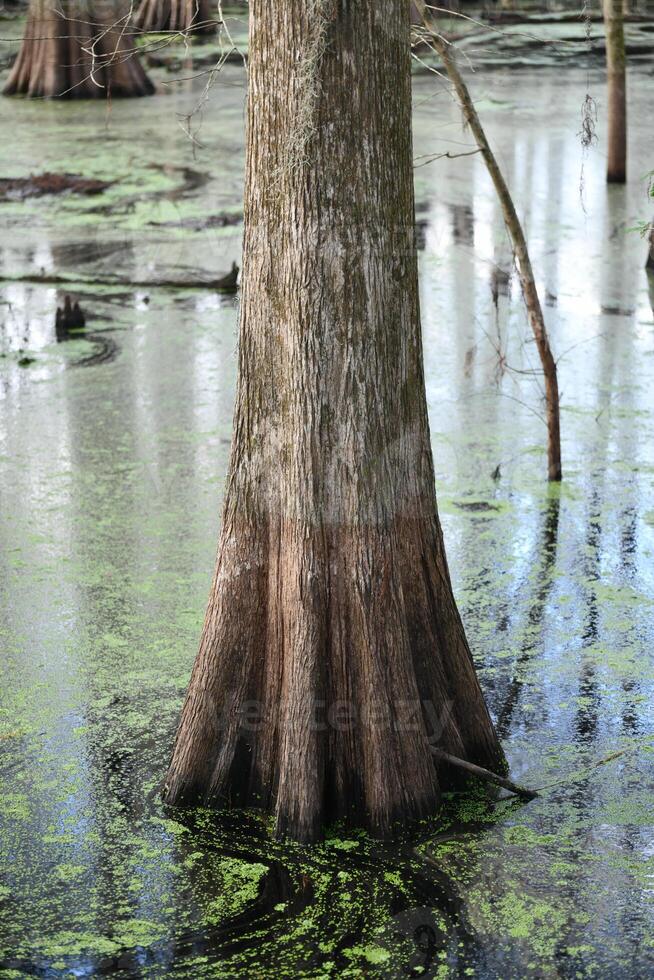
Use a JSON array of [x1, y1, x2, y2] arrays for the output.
[[430, 746, 539, 800], [413, 2, 562, 482]]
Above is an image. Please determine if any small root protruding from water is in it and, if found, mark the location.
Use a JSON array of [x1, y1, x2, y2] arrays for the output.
[[56, 296, 87, 340]]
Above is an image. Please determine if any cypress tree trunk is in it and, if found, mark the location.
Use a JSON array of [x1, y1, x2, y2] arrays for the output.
[[4, 0, 154, 98], [163, 0, 504, 844], [604, 0, 627, 183], [134, 0, 215, 36]]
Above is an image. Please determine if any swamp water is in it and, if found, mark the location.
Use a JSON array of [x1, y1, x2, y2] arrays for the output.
[[0, 28, 653, 980]]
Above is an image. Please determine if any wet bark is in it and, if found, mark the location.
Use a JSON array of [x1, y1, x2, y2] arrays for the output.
[[425, 25, 562, 482], [604, 0, 627, 183], [134, 0, 215, 36], [163, 0, 504, 843], [4, 0, 154, 98]]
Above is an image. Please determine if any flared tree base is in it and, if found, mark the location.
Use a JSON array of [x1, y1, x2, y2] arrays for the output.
[[163, 515, 505, 842], [134, 0, 216, 35], [4, 7, 154, 99]]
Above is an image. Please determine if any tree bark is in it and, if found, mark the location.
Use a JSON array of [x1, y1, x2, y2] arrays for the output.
[[4, 0, 154, 98], [134, 0, 216, 36], [647, 224, 654, 273], [424, 27, 562, 482], [604, 0, 627, 183], [163, 0, 504, 843]]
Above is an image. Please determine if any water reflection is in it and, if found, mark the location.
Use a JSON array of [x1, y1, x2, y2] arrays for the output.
[[495, 493, 560, 740], [1, 64, 654, 977]]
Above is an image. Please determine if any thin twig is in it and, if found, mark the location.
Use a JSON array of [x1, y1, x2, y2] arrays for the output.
[[413, 148, 482, 168]]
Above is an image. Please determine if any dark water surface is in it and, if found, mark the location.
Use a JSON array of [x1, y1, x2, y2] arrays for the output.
[[0, 39, 653, 979]]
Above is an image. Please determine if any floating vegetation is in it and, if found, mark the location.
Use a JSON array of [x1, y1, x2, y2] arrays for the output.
[[1, 41, 653, 980]]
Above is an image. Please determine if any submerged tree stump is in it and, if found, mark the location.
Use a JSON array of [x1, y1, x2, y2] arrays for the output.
[[4, 0, 154, 99], [134, 0, 216, 36]]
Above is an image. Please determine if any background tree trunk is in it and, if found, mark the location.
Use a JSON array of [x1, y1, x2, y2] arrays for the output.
[[4, 0, 154, 98], [604, 0, 627, 183], [647, 224, 654, 272], [163, 0, 504, 844], [134, 0, 215, 36]]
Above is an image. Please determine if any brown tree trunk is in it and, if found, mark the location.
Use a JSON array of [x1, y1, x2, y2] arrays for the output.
[[647, 224, 654, 273], [4, 0, 154, 98], [423, 24, 562, 482], [134, 0, 215, 36], [163, 0, 504, 843], [604, 0, 627, 183]]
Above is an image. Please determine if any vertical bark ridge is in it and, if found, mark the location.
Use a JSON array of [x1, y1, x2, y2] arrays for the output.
[[274, 526, 327, 840]]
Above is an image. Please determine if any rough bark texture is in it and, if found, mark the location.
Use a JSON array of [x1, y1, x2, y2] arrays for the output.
[[163, 0, 504, 844], [134, 0, 215, 36], [425, 23, 562, 482], [4, 0, 154, 98], [604, 0, 627, 183]]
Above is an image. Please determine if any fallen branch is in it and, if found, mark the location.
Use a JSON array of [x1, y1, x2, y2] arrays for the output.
[[0, 271, 238, 293], [430, 746, 539, 800], [414, 3, 562, 483], [535, 748, 628, 791]]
